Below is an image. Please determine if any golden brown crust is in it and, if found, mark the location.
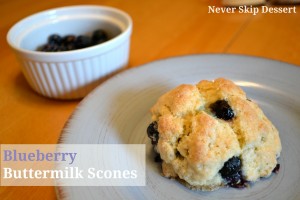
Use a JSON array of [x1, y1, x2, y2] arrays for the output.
[[150, 78, 282, 190], [150, 84, 205, 120]]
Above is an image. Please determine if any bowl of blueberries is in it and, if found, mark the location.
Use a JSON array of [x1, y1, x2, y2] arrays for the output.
[[7, 5, 132, 99]]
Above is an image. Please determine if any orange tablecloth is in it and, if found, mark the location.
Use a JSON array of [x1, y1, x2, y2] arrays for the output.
[[0, 0, 299, 199]]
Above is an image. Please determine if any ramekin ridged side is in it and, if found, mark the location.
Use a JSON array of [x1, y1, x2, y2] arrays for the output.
[[19, 40, 130, 99]]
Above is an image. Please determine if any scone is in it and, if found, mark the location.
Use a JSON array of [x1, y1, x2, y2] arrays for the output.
[[147, 78, 281, 191]]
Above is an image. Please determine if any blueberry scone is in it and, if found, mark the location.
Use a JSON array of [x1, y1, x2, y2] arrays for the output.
[[147, 78, 281, 191]]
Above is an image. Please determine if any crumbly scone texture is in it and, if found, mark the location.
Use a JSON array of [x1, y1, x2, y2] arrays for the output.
[[150, 78, 281, 191]]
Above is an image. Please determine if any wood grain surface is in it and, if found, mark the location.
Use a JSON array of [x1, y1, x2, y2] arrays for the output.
[[0, 0, 299, 199]]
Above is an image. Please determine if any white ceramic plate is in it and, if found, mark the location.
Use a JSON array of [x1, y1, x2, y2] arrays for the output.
[[58, 54, 300, 200]]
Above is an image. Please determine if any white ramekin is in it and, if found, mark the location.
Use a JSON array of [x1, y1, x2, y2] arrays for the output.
[[7, 5, 132, 99]]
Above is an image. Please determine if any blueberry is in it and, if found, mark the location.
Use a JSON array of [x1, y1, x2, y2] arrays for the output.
[[92, 29, 108, 44], [63, 35, 76, 44], [37, 29, 109, 52], [40, 44, 60, 52], [48, 34, 62, 45], [75, 35, 92, 49], [147, 121, 159, 145], [219, 156, 248, 188], [210, 100, 235, 120], [65, 43, 76, 51], [219, 156, 241, 177], [227, 171, 248, 188], [58, 44, 67, 52], [226, 171, 241, 185]]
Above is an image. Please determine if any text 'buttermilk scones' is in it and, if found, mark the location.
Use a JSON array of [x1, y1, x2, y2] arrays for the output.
[[147, 78, 281, 191]]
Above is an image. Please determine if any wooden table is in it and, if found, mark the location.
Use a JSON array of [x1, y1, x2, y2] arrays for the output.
[[0, 0, 299, 199]]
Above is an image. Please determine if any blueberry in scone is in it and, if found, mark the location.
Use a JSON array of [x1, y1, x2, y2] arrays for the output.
[[210, 100, 235, 120], [147, 78, 282, 191], [147, 121, 159, 145]]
